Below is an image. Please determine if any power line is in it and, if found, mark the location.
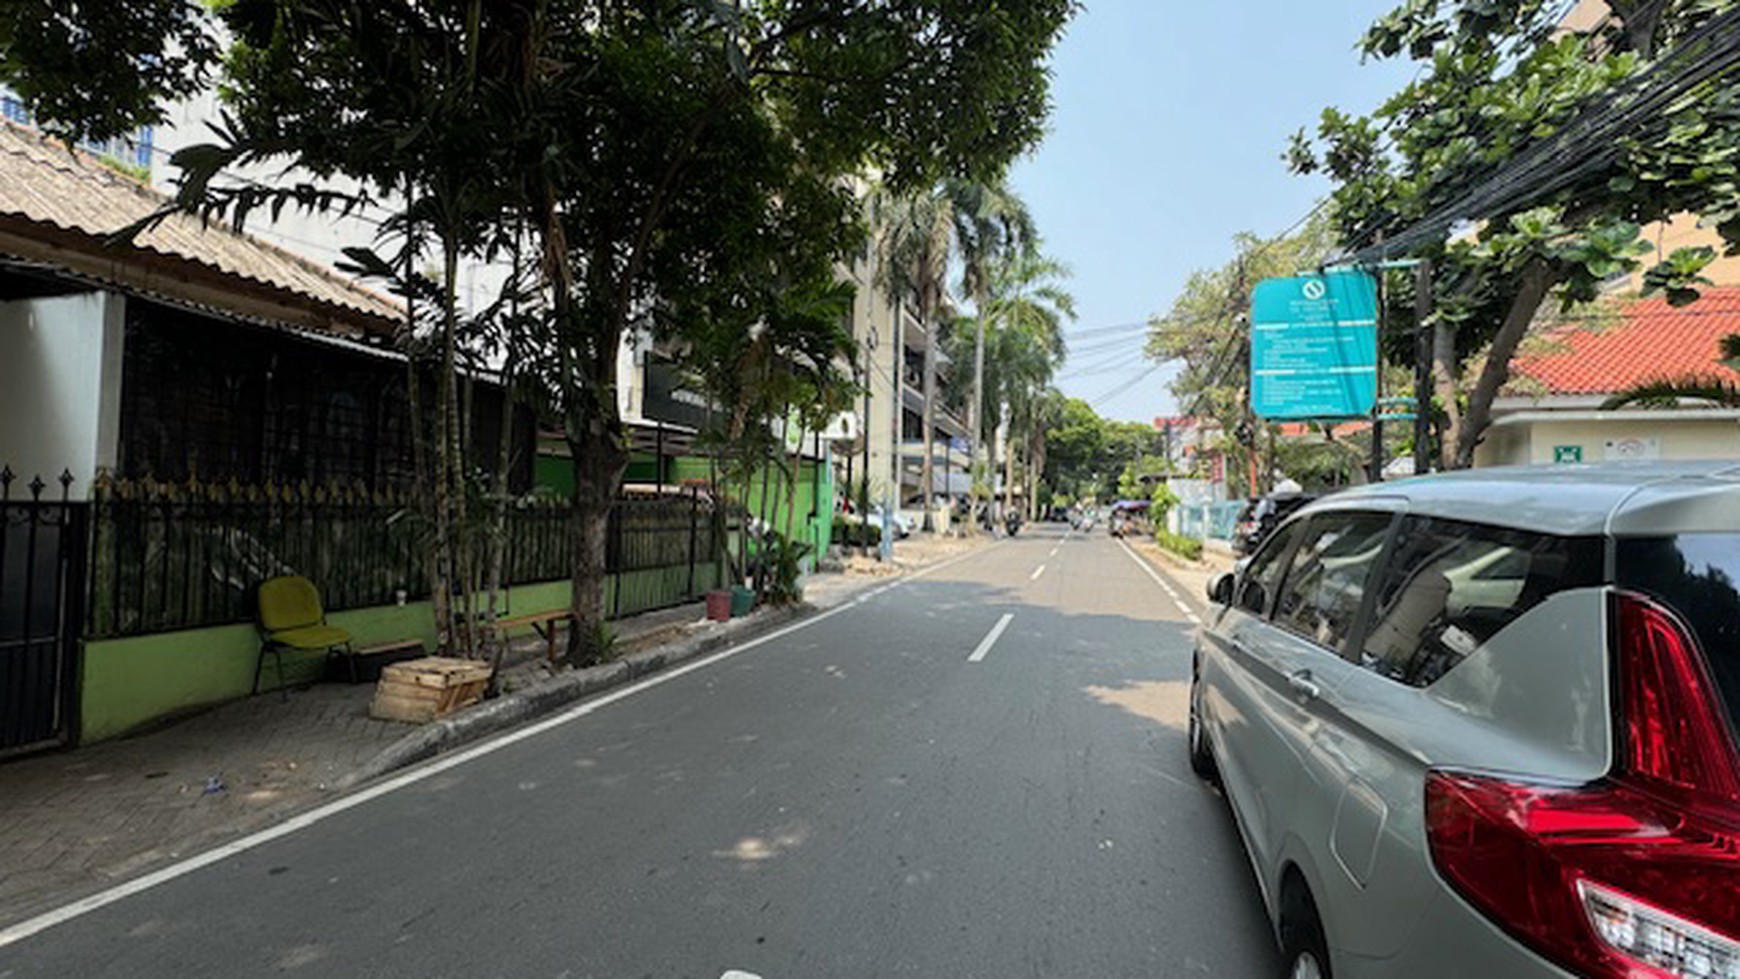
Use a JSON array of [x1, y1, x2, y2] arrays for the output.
[[1089, 365, 1160, 409], [1345, 6, 1740, 262]]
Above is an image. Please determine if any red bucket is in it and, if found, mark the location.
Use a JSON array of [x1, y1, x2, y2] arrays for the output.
[[705, 590, 731, 622]]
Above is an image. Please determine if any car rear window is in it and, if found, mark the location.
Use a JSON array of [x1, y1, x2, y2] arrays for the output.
[[1616, 535, 1740, 740], [1359, 517, 1604, 688]]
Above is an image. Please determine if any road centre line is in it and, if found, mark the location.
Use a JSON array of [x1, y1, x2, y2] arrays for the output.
[[1030, 564, 1046, 581], [968, 613, 1016, 663], [0, 542, 998, 949]]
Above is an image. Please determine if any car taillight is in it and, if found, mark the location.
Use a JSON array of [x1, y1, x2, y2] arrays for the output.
[[1423, 592, 1740, 978]]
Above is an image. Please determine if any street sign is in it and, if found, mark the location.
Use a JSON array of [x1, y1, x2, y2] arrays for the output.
[[1249, 271, 1379, 420], [1553, 445, 1584, 464]]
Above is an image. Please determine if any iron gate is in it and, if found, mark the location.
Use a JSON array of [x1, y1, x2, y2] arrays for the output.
[[0, 468, 86, 753]]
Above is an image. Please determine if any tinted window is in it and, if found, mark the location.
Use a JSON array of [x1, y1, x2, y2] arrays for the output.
[[1617, 534, 1740, 739], [1237, 521, 1301, 615], [1361, 518, 1603, 687], [1273, 512, 1393, 652]]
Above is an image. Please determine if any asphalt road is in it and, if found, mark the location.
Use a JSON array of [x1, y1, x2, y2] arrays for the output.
[[0, 524, 1277, 978]]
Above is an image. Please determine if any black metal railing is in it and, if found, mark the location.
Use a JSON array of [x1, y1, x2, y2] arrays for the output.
[[86, 477, 731, 639], [1, 468, 84, 751]]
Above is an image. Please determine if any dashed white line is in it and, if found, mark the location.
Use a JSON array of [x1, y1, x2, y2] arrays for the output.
[[0, 537, 1004, 949], [1048, 546, 1059, 558], [1030, 564, 1047, 581], [968, 613, 1016, 663]]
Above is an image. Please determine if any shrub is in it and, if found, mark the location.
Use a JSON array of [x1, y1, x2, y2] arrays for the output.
[[1155, 529, 1203, 561], [832, 516, 881, 548]]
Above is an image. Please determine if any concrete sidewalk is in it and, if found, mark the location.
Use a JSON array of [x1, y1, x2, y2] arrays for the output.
[[0, 551, 980, 928]]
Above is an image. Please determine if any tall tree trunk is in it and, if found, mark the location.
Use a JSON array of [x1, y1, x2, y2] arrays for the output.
[[919, 288, 938, 532], [437, 237, 472, 656], [565, 323, 630, 665], [1450, 260, 1554, 469], [484, 366, 515, 689], [1432, 314, 1463, 473], [1004, 427, 1016, 524]]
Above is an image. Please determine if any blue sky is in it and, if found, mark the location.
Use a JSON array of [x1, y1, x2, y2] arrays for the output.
[[1009, 1, 1417, 424]]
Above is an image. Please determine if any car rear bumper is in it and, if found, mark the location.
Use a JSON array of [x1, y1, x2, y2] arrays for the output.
[[1334, 884, 1577, 979]]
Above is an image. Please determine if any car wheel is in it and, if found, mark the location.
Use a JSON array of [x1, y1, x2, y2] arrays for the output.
[[1188, 661, 1217, 779], [1279, 882, 1332, 979]]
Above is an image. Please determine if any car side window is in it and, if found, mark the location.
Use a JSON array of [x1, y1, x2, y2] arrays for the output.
[[1272, 512, 1393, 653], [1237, 522, 1301, 615], [1360, 517, 1603, 688]]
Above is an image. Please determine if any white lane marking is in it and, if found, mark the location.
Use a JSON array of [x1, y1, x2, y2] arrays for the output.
[[722, 972, 763, 979], [1030, 564, 1046, 581], [1048, 546, 1059, 558], [0, 544, 1000, 949], [1115, 537, 1205, 626], [967, 613, 1016, 663]]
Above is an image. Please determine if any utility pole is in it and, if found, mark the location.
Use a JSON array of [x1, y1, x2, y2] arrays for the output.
[[970, 301, 986, 538], [862, 326, 876, 560], [1414, 260, 1434, 477], [1367, 261, 1387, 484]]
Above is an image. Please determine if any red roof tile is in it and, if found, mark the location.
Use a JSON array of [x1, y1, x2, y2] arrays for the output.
[[1513, 288, 1740, 396]]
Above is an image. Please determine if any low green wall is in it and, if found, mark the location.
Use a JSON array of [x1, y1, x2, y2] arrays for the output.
[[78, 566, 723, 744]]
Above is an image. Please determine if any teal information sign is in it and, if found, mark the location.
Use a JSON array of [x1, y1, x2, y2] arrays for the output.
[[1250, 271, 1379, 420]]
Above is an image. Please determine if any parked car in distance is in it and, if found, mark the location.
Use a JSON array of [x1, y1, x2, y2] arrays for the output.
[[1192, 462, 1740, 979], [1231, 491, 1319, 556]]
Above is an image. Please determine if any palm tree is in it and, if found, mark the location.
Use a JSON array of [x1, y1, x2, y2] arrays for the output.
[[872, 178, 1031, 531], [981, 249, 1073, 516], [953, 182, 1035, 532], [1602, 333, 1740, 408]]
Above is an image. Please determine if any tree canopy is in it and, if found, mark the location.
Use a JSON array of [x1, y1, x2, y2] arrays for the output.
[[1288, 0, 1740, 467]]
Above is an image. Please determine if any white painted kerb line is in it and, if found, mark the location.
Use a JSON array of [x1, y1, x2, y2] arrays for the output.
[[1030, 564, 1046, 581], [0, 544, 1004, 949], [1115, 538, 1205, 626], [968, 613, 1015, 663]]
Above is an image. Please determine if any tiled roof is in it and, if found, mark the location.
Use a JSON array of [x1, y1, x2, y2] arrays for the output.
[[1512, 288, 1740, 396], [0, 120, 400, 335]]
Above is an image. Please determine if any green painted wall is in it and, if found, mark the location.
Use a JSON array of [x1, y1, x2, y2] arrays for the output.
[[78, 566, 724, 744], [668, 455, 834, 562]]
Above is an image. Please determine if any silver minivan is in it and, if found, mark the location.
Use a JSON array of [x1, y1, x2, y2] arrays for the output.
[[1190, 463, 1740, 979]]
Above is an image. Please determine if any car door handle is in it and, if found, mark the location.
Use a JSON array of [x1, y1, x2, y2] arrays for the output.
[[1287, 670, 1322, 700]]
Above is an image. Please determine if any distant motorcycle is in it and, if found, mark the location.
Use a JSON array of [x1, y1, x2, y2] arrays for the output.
[[1004, 511, 1022, 537]]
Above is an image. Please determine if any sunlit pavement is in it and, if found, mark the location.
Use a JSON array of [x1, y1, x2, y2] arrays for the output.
[[1, 523, 1278, 977]]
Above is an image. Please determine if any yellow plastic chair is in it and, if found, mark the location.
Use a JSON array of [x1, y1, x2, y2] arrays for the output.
[[256, 576, 353, 698]]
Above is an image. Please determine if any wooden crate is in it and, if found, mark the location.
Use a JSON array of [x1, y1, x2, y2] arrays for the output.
[[370, 657, 493, 723]]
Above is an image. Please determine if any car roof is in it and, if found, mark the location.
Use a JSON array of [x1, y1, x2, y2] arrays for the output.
[[1315, 461, 1740, 537]]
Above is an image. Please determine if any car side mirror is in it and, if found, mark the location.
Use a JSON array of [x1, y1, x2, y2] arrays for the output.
[[1208, 572, 1235, 606]]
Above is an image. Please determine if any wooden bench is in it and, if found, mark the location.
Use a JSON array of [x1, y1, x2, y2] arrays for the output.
[[497, 609, 575, 665], [338, 639, 426, 683]]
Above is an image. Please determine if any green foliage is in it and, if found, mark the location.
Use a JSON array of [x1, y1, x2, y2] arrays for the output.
[[757, 532, 812, 606], [1149, 482, 1181, 522], [1601, 376, 1740, 409], [0, 0, 219, 142], [1154, 529, 1202, 562], [1288, 0, 1740, 467], [1641, 246, 1718, 307], [1117, 455, 1172, 501], [831, 517, 881, 549]]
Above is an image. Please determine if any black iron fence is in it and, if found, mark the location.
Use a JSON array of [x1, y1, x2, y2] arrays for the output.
[[1, 469, 84, 752], [87, 477, 731, 639]]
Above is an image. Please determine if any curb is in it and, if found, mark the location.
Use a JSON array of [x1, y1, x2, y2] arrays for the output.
[[337, 602, 814, 789]]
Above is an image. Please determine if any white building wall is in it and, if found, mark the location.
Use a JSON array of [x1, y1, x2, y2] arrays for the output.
[[1475, 413, 1740, 467], [151, 91, 511, 317], [0, 291, 125, 500]]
